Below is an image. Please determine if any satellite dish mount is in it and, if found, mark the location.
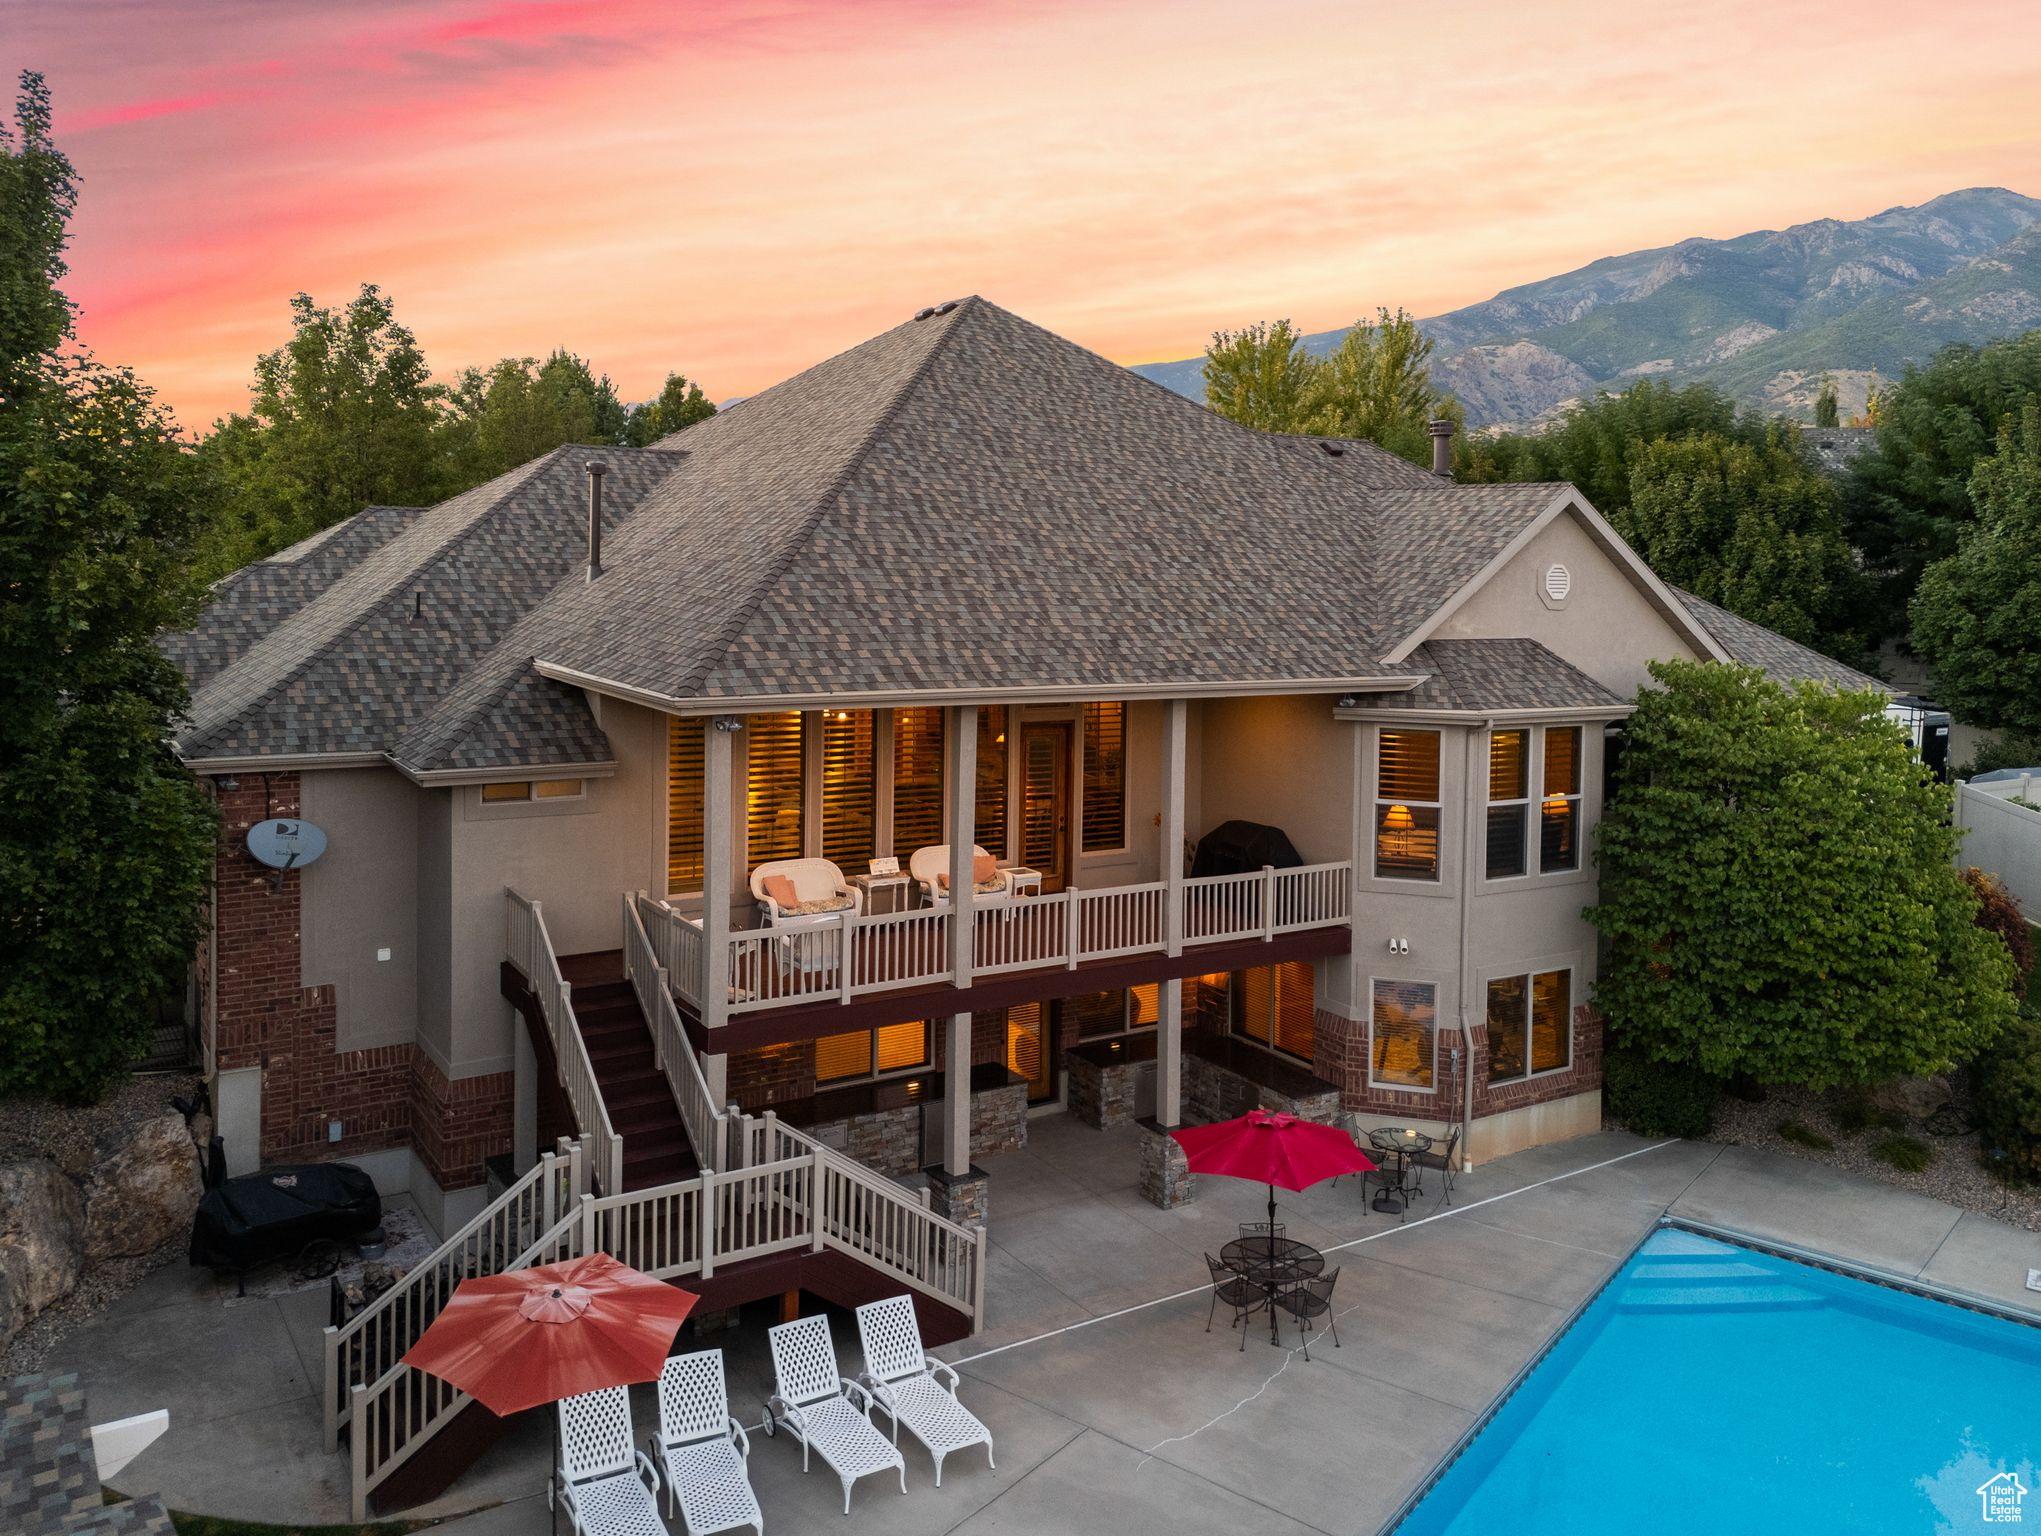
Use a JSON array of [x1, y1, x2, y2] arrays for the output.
[[246, 818, 328, 894]]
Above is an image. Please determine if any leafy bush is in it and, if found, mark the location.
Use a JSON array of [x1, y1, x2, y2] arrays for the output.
[[1603, 1047, 1720, 1138], [1963, 867, 2034, 1000], [1871, 1134, 1934, 1173], [1776, 1119, 1835, 1151], [1973, 1010, 2041, 1185]]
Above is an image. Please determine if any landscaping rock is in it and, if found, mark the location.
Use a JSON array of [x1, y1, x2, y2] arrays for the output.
[[0, 1159, 85, 1349], [84, 1113, 201, 1263], [1870, 1074, 1953, 1123]]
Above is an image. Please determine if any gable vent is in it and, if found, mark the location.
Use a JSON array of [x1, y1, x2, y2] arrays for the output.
[[1544, 564, 1572, 603]]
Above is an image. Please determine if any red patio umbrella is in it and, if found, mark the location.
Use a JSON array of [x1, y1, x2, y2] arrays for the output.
[[401, 1252, 698, 1533], [1171, 1109, 1375, 1232]]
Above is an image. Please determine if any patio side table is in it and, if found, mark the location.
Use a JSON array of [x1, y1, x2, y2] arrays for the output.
[[1367, 1126, 1434, 1215], [1220, 1235, 1325, 1346]]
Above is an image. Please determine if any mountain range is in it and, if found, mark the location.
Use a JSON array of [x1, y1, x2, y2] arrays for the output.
[[1130, 188, 2041, 428]]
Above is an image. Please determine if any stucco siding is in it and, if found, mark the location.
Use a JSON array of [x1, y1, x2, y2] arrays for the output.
[[299, 766, 420, 1053], [1197, 694, 1352, 864]]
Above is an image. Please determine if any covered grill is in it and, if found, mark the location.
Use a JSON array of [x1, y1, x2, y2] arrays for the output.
[[189, 1162, 382, 1280], [1190, 819, 1304, 878]]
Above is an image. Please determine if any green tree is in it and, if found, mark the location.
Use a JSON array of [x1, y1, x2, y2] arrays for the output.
[[624, 372, 716, 445], [1909, 404, 2041, 738], [1, 72, 216, 1100], [1840, 330, 2041, 636], [193, 284, 442, 577], [1300, 307, 1460, 462], [436, 349, 625, 487], [1455, 378, 1753, 516], [1620, 428, 1864, 653], [1588, 660, 2016, 1089], [1202, 319, 1316, 434], [1813, 374, 1840, 428]]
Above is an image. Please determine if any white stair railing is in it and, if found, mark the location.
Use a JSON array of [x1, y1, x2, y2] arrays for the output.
[[346, 1140, 987, 1519], [321, 1139, 587, 1453], [637, 894, 707, 1011], [506, 889, 624, 1192], [623, 893, 726, 1173]]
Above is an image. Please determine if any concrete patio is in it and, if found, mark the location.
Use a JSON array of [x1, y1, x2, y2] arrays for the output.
[[63, 1115, 2041, 1535]]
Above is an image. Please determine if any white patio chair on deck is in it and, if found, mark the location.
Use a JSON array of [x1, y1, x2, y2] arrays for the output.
[[907, 845, 1017, 909], [855, 1294, 995, 1486], [646, 1351, 763, 1536], [762, 1314, 906, 1515], [555, 1385, 663, 1536]]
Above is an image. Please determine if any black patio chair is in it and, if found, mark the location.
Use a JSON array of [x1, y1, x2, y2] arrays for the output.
[[1204, 1253, 1263, 1350], [1274, 1267, 1342, 1361], [1409, 1128, 1462, 1208], [1237, 1221, 1286, 1241]]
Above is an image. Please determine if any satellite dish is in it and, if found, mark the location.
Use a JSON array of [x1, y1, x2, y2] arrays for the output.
[[247, 818, 327, 873]]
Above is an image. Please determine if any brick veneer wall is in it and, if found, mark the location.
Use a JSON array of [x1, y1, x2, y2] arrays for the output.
[[1313, 1003, 1603, 1123], [209, 773, 508, 1189]]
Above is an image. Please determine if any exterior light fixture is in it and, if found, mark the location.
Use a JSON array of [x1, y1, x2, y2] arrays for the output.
[[712, 716, 743, 733]]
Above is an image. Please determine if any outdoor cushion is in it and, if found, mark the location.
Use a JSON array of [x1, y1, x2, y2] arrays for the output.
[[791, 894, 854, 915], [937, 856, 1001, 891], [762, 874, 801, 911]]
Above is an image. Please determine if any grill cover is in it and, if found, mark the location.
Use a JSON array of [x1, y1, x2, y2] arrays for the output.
[[1190, 819, 1304, 878], [188, 1162, 382, 1272]]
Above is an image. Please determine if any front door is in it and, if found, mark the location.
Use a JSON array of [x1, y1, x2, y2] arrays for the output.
[[1020, 723, 1071, 891]]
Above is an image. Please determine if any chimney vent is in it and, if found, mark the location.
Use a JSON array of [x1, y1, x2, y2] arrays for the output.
[[584, 461, 608, 582], [1427, 418, 1455, 479]]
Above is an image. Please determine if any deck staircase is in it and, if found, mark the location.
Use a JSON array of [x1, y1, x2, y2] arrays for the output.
[[562, 955, 699, 1190]]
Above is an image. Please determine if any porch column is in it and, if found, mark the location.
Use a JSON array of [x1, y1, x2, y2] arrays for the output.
[[1162, 698, 1187, 957], [703, 715, 736, 1031], [945, 706, 977, 988], [941, 1013, 971, 1175], [1157, 975, 1183, 1126]]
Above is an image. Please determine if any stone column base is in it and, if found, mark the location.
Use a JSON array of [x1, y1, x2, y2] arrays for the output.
[[925, 1164, 990, 1226], [1137, 1118, 1195, 1209]]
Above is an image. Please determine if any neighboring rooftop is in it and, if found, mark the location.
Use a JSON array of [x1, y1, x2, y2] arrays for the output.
[[1672, 588, 1884, 691]]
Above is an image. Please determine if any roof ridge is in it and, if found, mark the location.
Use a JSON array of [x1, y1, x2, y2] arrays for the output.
[[182, 449, 565, 748], [673, 298, 976, 697]]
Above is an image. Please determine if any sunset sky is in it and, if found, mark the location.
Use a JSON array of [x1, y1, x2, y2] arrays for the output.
[[6, 0, 2039, 432]]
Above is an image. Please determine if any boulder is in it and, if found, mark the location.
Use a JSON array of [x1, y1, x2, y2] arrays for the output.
[[1869, 1074, 1953, 1123], [84, 1112, 201, 1263], [0, 1158, 85, 1348]]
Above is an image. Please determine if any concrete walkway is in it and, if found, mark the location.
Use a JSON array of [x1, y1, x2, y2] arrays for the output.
[[62, 1118, 2041, 1535]]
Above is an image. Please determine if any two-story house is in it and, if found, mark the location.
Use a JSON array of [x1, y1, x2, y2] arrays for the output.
[[167, 296, 1878, 1235]]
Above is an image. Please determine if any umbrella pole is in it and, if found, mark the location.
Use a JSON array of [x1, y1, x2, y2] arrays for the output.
[[1268, 1183, 1277, 1233]]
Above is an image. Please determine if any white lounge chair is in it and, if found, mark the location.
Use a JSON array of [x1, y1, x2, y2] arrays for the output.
[[907, 845, 1017, 909], [762, 1313, 906, 1515], [555, 1385, 664, 1536], [646, 1351, 763, 1536], [855, 1294, 995, 1486], [750, 857, 861, 928]]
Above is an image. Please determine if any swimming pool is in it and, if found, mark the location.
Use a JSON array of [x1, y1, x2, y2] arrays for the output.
[[1392, 1224, 2041, 1535]]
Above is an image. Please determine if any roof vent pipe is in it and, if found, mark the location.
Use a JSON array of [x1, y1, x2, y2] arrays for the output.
[[584, 460, 608, 582], [1427, 419, 1455, 480]]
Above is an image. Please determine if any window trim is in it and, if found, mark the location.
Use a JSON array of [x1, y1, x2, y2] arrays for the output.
[[1226, 961, 1317, 1065], [1483, 965, 1575, 1085], [1080, 701, 1129, 856], [1373, 728, 1443, 884], [1365, 974, 1440, 1094], [1539, 726, 1584, 875], [1484, 728, 1531, 882]]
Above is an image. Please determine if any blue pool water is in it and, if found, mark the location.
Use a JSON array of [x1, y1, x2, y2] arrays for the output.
[[1395, 1227, 2041, 1535]]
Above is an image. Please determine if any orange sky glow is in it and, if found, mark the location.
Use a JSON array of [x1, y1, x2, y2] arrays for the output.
[[5, 0, 2039, 431]]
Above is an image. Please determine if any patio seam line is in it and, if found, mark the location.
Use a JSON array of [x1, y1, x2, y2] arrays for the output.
[[982, 1240, 1100, 1324], [929, 1423, 1090, 1536], [1905, 1207, 1968, 1280], [186, 1382, 317, 1429], [1443, 1211, 1628, 1260], [943, 1139, 1680, 1370]]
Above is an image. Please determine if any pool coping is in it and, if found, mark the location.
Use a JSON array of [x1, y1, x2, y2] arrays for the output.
[[1372, 1212, 2041, 1534]]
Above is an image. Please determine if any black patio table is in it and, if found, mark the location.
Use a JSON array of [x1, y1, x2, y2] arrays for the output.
[[1367, 1126, 1434, 1214], [1221, 1234, 1325, 1347]]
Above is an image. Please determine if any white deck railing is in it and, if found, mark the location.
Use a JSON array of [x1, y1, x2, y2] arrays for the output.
[[320, 1139, 588, 1454], [506, 890, 624, 1193], [673, 862, 1352, 1023], [623, 894, 726, 1173], [346, 1124, 986, 1519]]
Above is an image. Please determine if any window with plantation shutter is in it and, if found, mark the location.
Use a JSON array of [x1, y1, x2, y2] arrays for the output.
[[1006, 1003, 1051, 1100], [1486, 729, 1529, 879], [1272, 961, 1315, 1060], [1370, 978, 1436, 1090], [1531, 969, 1571, 1073], [875, 1020, 929, 1073], [1487, 967, 1572, 1082], [667, 717, 705, 892], [1540, 727, 1582, 873], [1129, 982, 1158, 1028], [975, 706, 1008, 855], [1375, 729, 1441, 880], [821, 710, 876, 869], [1081, 701, 1126, 853], [745, 712, 804, 872], [815, 1029, 872, 1083], [1064, 989, 1126, 1041], [891, 708, 944, 862]]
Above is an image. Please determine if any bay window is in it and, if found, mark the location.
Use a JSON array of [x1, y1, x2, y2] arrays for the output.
[[1486, 968, 1572, 1083], [1370, 978, 1437, 1090], [1541, 727, 1582, 872], [1486, 729, 1530, 878], [1375, 729, 1441, 880]]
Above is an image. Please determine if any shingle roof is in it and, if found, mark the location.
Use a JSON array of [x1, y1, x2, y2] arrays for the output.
[[166, 296, 1871, 774], [1343, 638, 1629, 713], [1672, 589, 1885, 692]]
